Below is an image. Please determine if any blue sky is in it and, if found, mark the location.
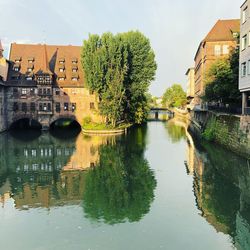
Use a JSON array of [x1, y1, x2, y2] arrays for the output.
[[0, 0, 242, 96]]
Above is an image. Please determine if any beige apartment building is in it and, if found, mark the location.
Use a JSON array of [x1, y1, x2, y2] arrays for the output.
[[194, 19, 240, 106], [185, 67, 195, 109], [240, 0, 250, 114]]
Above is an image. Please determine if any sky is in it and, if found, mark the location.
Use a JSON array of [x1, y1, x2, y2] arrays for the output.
[[0, 0, 242, 96]]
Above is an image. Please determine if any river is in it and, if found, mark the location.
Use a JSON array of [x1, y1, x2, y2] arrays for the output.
[[0, 120, 249, 250]]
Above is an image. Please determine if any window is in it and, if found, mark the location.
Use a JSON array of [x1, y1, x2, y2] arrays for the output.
[[55, 103, 60, 113], [248, 60, 250, 75], [58, 77, 65, 81], [59, 68, 64, 72], [72, 103, 76, 112], [242, 34, 247, 50], [30, 88, 35, 95], [59, 58, 65, 64], [39, 103, 43, 111], [214, 45, 221, 56], [64, 103, 69, 111], [242, 62, 247, 77], [21, 103, 27, 112], [13, 88, 18, 95], [43, 88, 47, 95], [30, 102, 36, 111], [243, 7, 248, 23], [38, 88, 42, 95], [21, 88, 27, 96], [26, 76, 33, 81], [222, 45, 229, 55], [48, 103, 51, 111], [13, 102, 18, 111], [55, 89, 60, 95], [47, 88, 51, 95], [14, 67, 19, 72], [72, 77, 78, 81], [27, 68, 33, 72], [43, 103, 47, 111], [72, 68, 77, 73], [90, 102, 95, 109]]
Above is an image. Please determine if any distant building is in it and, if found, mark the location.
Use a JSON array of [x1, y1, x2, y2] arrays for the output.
[[240, 0, 250, 115], [0, 42, 102, 131], [194, 19, 240, 105], [185, 67, 195, 110]]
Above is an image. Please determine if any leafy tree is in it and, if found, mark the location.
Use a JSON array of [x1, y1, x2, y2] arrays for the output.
[[203, 48, 241, 105], [162, 84, 187, 108], [81, 31, 157, 127]]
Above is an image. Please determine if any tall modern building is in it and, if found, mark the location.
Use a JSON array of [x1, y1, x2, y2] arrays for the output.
[[240, 0, 250, 114], [194, 19, 240, 106]]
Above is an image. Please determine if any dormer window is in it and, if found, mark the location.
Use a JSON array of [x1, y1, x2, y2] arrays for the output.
[[28, 57, 35, 63], [59, 65, 65, 72], [27, 64, 34, 72], [59, 58, 65, 64], [71, 73, 79, 81], [15, 57, 22, 63], [13, 63, 20, 71], [72, 58, 78, 64], [72, 65, 78, 72]]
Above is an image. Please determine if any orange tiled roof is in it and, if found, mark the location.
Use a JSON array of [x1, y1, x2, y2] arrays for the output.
[[194, 19, 240, 60], [8, 43, 84, 87], [204, 19, 240, 42]]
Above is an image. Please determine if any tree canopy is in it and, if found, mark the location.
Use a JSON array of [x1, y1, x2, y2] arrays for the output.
[[162, 84, 187, 108], [203, 48, 241, 105], [81, 31, 157, 127]]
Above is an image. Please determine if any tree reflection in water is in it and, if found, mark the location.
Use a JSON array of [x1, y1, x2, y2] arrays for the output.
[[0, 125, 156, 224], [82, 125, 157, 224]]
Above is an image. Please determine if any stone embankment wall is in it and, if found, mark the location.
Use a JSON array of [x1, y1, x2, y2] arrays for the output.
[[189, 110, 250, 158]]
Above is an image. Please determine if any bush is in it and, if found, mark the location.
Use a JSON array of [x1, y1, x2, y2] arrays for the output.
[[83, 116, 92, 125], [202, 118, 216, 142]]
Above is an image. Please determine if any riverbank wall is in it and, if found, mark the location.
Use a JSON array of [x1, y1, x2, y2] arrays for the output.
[[187, 110, 250, 158]]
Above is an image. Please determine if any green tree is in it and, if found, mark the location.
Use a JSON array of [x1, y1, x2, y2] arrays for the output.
[[162, 84, 187, 108], [81, 31, 157, 127], [203, 48, 241, 105]]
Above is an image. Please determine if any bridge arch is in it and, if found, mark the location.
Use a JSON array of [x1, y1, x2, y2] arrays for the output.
[[49, 116, 81, 130], [10, 117, 42, 130]]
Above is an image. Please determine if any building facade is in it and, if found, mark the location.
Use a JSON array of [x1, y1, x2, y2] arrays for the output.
[[185, 67, 195, 110], [240, 0, 250, 115], [194, 19, 240, 106], [0, 42, 102, 131], [0, 41, 8, 132]]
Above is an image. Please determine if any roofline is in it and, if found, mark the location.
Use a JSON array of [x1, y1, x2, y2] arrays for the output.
[[10, 42, 81, 48], [241, 0, 248, 8], [185, 67, 194, 75], [194, 41, 204, 61]]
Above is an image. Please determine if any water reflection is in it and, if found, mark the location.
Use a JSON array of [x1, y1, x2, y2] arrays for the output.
[[83, 126, 156, 224], [0, 126, 156, 224], [167, 118, 250, 250]]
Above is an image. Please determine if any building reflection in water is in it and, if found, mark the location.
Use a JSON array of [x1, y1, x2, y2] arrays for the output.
[[166, 118, 250, 250], [0, 125, 156, 224]]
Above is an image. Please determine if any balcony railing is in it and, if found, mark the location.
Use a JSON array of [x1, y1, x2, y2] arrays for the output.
[[207, 105, 242, 115], [243, 108, 250, 115]]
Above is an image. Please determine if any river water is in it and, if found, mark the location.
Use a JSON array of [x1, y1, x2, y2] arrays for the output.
[[0, 120, 249, 250]]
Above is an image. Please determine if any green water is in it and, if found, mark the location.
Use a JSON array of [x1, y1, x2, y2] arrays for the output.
[[0, 121, 249, 250]]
